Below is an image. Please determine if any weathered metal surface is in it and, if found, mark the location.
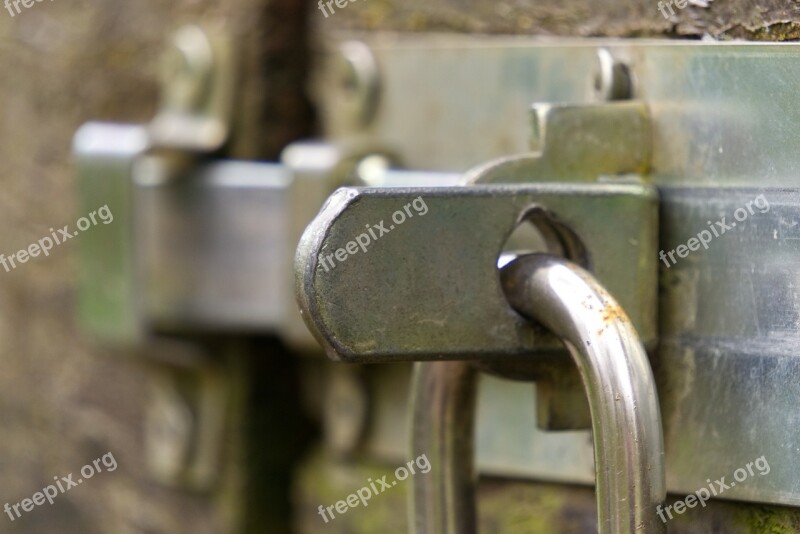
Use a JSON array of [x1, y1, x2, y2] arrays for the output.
[[317, 37, 800, 188], [137, 160, 292, 332], [297, 183, 657, 361]]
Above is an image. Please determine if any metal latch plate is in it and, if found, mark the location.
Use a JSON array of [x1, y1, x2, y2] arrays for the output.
[[297, 183, 657, 362]]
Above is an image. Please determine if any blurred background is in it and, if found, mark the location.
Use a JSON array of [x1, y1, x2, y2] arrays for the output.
[[1, 0, 799, 533]]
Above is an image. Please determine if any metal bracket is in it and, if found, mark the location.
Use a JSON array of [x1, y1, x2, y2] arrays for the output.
[[296, 183, 657, 362], [297, 95, 657, 360], [463, 101, 650, 185]]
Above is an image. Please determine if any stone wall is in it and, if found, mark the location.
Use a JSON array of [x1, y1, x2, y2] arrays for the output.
[[313, 0, 800, 39]]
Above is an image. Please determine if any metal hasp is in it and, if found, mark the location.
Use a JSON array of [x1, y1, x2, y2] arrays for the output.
[[74, 24, 235, 343], [320, 37, 800, 508], [295, 54, 663, 530], [73, 28, 386, 346], [296, 182, 658, 361], [296, 101, 658, 362], [411, 254, 666, 534]]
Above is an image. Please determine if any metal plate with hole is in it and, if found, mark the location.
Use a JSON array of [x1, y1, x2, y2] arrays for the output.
[[296, 183, 657, 362]]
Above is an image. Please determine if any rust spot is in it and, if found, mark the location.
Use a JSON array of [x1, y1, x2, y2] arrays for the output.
[[601, 303, 627, 324], [595, 302, 630, 336]]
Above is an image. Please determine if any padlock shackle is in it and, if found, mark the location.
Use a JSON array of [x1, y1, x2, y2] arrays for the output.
[[411, 254, 666, 534], [503, 254, 666, 533]]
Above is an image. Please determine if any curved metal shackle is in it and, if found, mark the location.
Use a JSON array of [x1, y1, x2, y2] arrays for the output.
[[410, 254, 666, 534]]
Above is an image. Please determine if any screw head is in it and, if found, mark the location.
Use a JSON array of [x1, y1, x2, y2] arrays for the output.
[[594, 48, 633, 101], [161, 25, 214, 112], [335, 41, 380, 130]]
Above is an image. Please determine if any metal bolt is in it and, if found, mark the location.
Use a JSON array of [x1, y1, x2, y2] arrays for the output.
[[161, 25, 214, 112], [594, 48, 633, 101], [336, 41, 380, 129]]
